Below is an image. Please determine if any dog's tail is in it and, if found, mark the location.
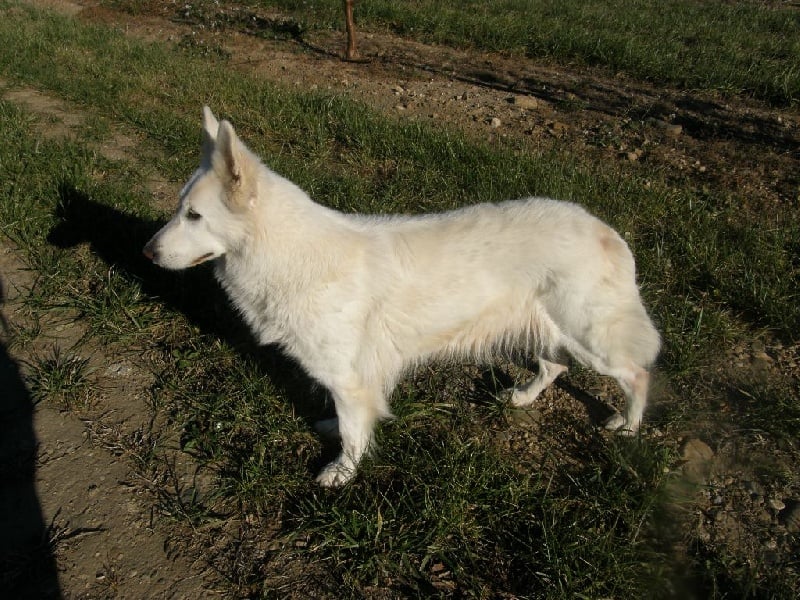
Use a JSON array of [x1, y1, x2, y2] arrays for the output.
[[606, 302, 661, 369]]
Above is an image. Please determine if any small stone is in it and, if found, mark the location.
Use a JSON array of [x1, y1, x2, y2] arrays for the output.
[[753, 351, 773, 363], [769, 498, 786, 512], [665, 124, 683, 137], [509, 95, 541, 110], [546, 121, 567, 137], [106, 362, 131, 377], [680, 438, 714, 480], [681, 438, 714, 462], [510, 407, 542, 425], [489, 117, 502, 128]]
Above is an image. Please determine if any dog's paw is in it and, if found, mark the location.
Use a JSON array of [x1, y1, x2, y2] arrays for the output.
[[510, 388, 536, 407], [603, 412, 625, 431], [603, 412, 638, 436], [316, 461, 356, 487]]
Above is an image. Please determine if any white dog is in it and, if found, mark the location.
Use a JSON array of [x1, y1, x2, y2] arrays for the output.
[[143, 108, 661, 487]]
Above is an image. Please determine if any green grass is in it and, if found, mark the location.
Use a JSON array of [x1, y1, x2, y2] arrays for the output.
[[138, 0, 800, 105], [0, 2, 798, 597], [24, 345, 91, 409]]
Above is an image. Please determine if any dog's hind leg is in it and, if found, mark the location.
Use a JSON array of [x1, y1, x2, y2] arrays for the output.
[[316, 385, 389, 487], [511, 358, 568, 407], [603, 365, 650, 435], [562, 338, 652, 435]]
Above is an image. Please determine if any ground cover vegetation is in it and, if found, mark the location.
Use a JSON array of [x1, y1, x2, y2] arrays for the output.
[[1, 1, 798, 597]]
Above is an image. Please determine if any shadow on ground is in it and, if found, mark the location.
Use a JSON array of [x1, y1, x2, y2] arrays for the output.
[[0, 281, 61, 599], [47, 182, 338, 468]]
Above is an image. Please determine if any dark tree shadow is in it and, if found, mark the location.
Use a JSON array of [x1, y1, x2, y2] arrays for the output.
[[0, 281, 61, 598]]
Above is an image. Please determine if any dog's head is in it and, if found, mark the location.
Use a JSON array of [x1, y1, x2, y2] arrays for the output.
[[143, 107, 258, 270]]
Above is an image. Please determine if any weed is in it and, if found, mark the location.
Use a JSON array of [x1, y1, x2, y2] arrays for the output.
[[25, 345, 91, 409]]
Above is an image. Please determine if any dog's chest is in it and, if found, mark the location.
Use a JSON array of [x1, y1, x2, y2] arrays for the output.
[[214, 259, 289, 344]]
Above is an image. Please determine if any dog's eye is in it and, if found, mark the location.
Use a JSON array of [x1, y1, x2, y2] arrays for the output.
[[185, 209, 202, 221]]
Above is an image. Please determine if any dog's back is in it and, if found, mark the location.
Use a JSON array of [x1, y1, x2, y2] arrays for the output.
[[343, 198, 657, 368]]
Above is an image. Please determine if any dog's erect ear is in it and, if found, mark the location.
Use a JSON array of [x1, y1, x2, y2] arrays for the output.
[[202, 106, 219, 140], [202, 106, 219, 157], [214, 120, 244, 187]]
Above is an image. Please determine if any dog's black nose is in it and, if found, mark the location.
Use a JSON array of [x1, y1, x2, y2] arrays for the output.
[[142, 243, 155, 261]]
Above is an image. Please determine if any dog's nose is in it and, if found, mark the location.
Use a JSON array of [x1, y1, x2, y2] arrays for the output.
[[142, 243, 156, 261]]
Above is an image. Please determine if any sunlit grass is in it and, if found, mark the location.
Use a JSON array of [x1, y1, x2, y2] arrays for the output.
[[0, 2, 797, 596]]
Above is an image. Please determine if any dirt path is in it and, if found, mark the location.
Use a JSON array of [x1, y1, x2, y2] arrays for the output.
[[0, 78, 220, 596], [74, 0, 798, 214], [2, 1, 799, 598]]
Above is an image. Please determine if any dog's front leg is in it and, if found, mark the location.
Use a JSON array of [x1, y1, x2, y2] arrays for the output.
[[316, 385, 385, 487]]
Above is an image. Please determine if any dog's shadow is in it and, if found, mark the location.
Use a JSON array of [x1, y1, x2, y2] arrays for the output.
[[47, 184, 338, 464], [48, 182, 243, 343], [470, 362, 618, 428]]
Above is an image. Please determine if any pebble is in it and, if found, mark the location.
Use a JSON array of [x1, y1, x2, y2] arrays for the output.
[[626, 149, 644, 162], [546, 121, 567, 136], [665, 124, 683, 137], [753, 351, 773, 364], [489, 117, 502, 128], [681, 438, 714, 462], [768, 498, 786, 512], [680, 438, 714, 480], [509, 407, 542, 426], [508, 94, 541, 110], [106, 362, 132, 377]]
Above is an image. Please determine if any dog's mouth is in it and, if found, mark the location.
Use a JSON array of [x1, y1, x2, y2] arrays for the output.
[[191, 252, 216, 266]]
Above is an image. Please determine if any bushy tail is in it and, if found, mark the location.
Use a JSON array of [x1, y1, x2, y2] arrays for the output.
[[608, 304, 661, 368]]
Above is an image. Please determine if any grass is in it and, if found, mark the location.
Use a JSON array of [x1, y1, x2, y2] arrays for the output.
[[0, 1, 798, 597], [122, 0, 800, 105], [24, 345, 91, 409]]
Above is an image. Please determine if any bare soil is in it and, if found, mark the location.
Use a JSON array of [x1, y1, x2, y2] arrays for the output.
[[2, 0, 798, 598]]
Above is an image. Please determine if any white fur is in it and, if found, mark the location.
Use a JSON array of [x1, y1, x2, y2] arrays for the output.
[[143, 108, 661, 487]]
